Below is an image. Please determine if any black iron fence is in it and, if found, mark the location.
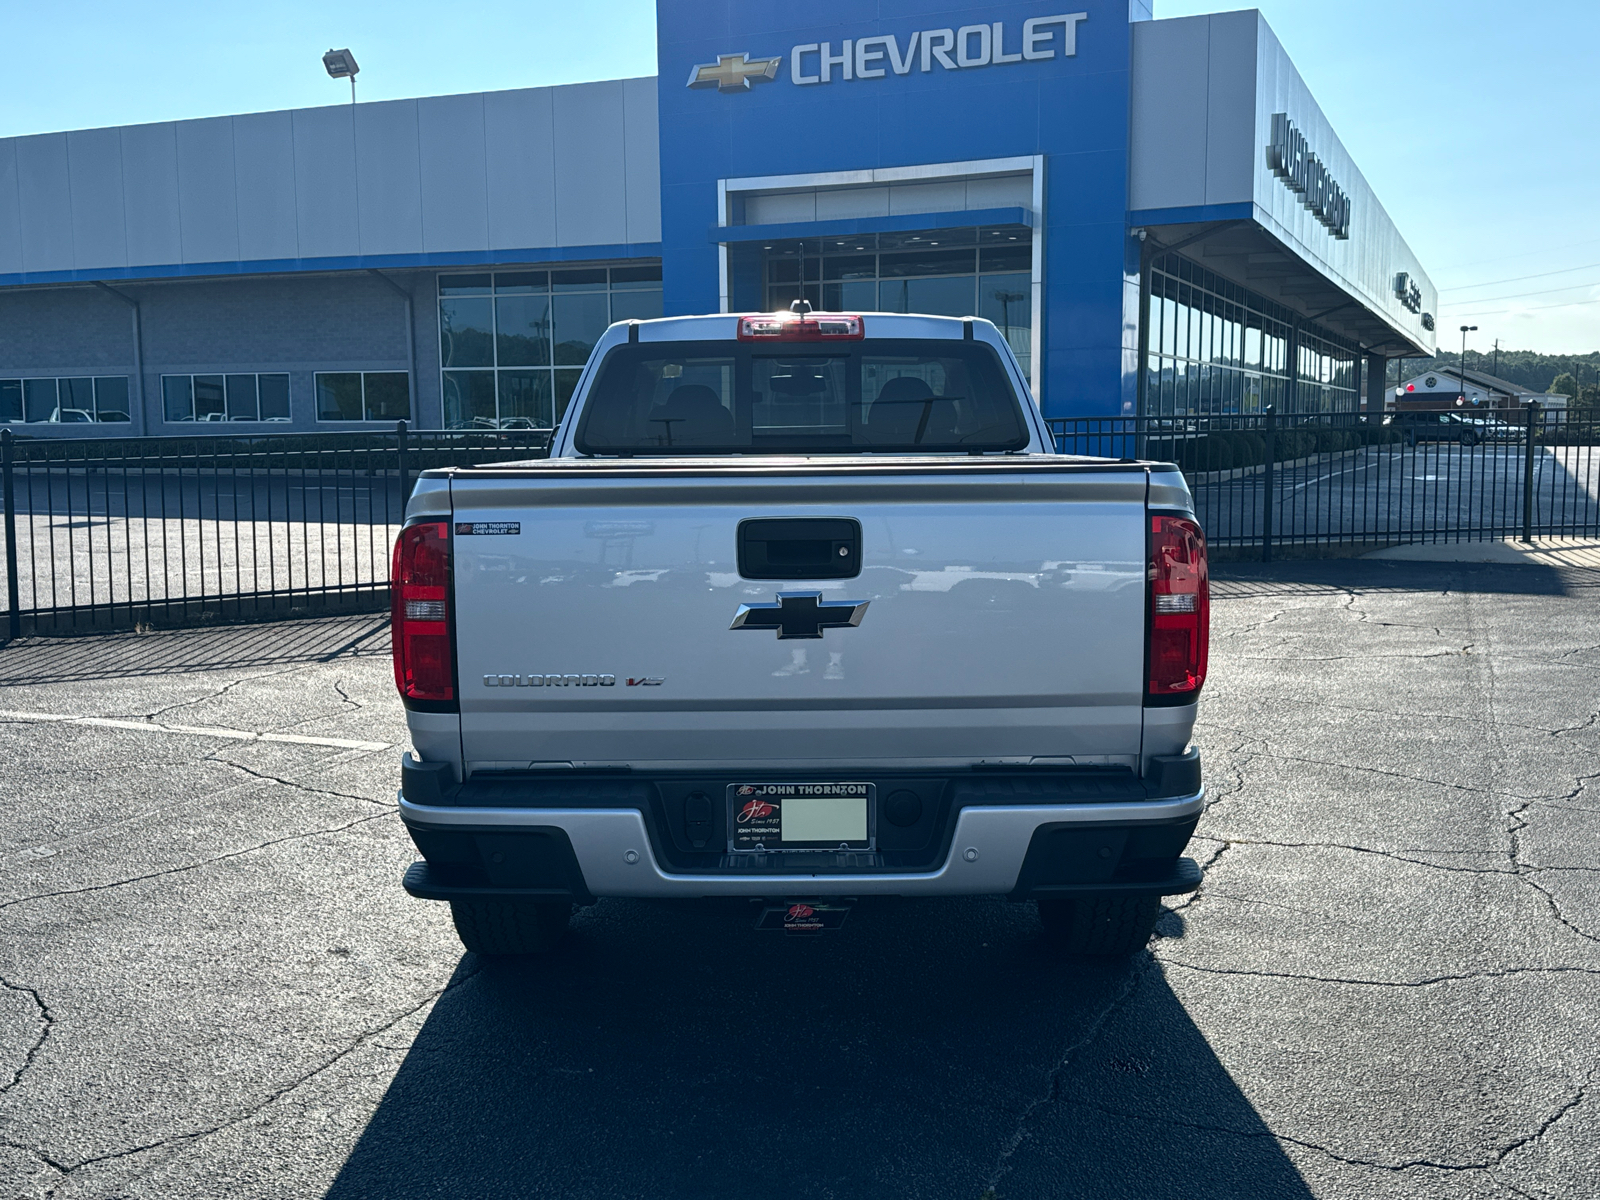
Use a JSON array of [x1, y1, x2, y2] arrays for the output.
[[1, 423, 550, 637], [1049, 406, 1600, 558], [3, 407, 1597, 638]]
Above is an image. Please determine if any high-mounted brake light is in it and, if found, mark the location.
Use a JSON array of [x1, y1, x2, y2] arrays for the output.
[[1147, 515, 1209, 702], [391, 522, 454, 703], [737, 313, 864, 342]]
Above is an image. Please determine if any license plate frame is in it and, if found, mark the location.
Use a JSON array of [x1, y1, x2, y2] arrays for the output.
[[726, 782, 875, 853]]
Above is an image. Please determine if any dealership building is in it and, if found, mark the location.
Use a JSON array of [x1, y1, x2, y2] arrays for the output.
[[0, 1, 1437, 436]]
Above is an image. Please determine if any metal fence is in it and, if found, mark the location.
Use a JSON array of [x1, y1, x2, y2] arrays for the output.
[[3, 407, 1597, 639], [1049, 406, 1600, 558], [1, 423, 550, 638]]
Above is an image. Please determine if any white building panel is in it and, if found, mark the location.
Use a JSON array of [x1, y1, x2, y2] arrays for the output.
[[120, 123, 183, 268], [889, 180, 968, 216], [175, 117, 240, 264], [0, 79, 659, 279], [420, 92, 491, 253], [553, 82, 629, 248], [964, 174, 1032, 209], [815, 187, 889, 220], [354, 100, 425, 257], [622, 77, 661, 244], [1130, 11, 1437, 355], [67, 128, 128, 269], [232, 110, 300, 262], [291, 106, 361, 261], [0, 141, 22, 275], [1203, 10, 1258, 206], [15, 134, 74, 273], [484, 88, 557, 251], [1128, 17, 1210, 212], [745, 192, 816, 224], [1246, 14, 1434, 348]]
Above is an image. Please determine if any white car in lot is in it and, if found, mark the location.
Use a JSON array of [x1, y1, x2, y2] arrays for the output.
[[390, 308, 1210, 957]]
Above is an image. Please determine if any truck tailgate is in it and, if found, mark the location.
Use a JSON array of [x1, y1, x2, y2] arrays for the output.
[[447, 461, 1147, 769]]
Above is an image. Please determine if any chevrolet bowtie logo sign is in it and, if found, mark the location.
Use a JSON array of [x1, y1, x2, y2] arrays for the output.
[[686, 53, 782, 92], [730, 592, 870, 640]]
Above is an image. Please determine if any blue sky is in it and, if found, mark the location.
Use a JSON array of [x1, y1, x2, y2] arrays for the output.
[[2, 1, 1595, 354]]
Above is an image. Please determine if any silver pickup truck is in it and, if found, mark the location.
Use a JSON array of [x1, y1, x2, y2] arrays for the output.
[[392, 309, 1209, 958]]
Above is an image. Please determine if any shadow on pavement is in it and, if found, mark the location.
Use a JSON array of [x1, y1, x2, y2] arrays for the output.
[[1214, 556, 1600, 598], [0, 613, 388, 684], [325, 897, 1312, 1200]]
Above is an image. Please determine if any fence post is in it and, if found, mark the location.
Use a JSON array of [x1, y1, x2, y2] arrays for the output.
[[396, 419, 411, 513], [1521, 401, 1539, 544], [1261, 405, 1276, 563], [2, 429, 19, 641]]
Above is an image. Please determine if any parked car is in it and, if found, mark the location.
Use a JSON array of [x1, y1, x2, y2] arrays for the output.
[[1388, 410, 1482, 447], [1469, 416, 1523, 442], [390, 309, 1209, 960]]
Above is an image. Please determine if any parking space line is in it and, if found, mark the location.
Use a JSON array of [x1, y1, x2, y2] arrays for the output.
[[0, 709, 390, 752]]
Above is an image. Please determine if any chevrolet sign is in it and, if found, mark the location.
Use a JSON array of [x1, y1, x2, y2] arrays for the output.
[[687, 53, 782, 92], [686, 12, 1087, 94]]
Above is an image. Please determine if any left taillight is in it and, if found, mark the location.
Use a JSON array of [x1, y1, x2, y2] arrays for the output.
[[391, 522, 454, 703], [1147, 514, 1209, 703]]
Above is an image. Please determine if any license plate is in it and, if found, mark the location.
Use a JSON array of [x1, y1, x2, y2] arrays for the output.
[[727, 783, 874, 852], [755, 902, 852, 933]]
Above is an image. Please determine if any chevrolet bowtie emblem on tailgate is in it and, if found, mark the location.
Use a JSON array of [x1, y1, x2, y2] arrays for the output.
[[730, 591, 869, 640], [687, 53, 781, 92]]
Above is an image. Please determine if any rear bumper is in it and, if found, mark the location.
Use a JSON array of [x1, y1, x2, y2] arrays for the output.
[[398, 792, 1205, 900]]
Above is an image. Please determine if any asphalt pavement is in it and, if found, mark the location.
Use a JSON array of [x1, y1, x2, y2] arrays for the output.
[[1, 560, 1597, 1199]]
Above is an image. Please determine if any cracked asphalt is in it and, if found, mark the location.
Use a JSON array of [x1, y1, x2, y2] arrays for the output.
[[1, 559, 1597, 1199]]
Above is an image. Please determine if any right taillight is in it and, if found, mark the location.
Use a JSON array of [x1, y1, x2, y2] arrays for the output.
[[391, 522, 454, 703], [1147, 515, 1209, 703]]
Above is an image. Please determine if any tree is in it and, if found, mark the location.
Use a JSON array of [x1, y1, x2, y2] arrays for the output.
[[1550, 373, 1600, 413]]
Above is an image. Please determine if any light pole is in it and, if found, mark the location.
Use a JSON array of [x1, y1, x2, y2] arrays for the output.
[[1459, 324, 1477, 407], [323, 49, 360, 104]]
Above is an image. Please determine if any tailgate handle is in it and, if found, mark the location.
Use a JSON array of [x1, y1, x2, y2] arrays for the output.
[[738, 518, 861, 580]]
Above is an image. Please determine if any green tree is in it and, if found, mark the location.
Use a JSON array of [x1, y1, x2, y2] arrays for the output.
[[1549, 372, 1600, 412]]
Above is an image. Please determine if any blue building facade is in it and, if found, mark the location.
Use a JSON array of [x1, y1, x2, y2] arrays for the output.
[[0, 3, 1436, 435]]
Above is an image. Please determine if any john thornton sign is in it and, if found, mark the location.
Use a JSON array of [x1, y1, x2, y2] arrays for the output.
[[1267, 113, 1352, 240]]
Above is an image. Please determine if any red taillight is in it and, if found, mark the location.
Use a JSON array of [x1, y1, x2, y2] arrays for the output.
[[391, 522, 454, 703], [737, 313, 864, 341], [1148, 515, 1209, 702]]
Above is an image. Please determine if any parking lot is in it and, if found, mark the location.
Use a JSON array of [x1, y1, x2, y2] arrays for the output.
[[1195, 443, 1600, 545], [1, 557, 1597, 1199]]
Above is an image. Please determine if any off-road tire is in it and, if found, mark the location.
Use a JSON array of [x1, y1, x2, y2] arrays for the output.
[[449, 899, 571, 956], [1037, 894, 1162, 958]]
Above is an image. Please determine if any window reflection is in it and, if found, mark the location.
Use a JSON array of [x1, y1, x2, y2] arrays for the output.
[[760, 227, 1034, 379], [439, 265, 662, 429], [1143, 253, 1359, 417]]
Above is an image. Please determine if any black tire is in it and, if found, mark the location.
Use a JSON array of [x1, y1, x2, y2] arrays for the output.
[[449, 898, 571, 956], [1037, 895, 1162, 958], [1405, 431, 1417, 448]]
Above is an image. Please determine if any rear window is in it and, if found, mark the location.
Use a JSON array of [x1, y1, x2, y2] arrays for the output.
[[574, 338, 1028, 454]]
